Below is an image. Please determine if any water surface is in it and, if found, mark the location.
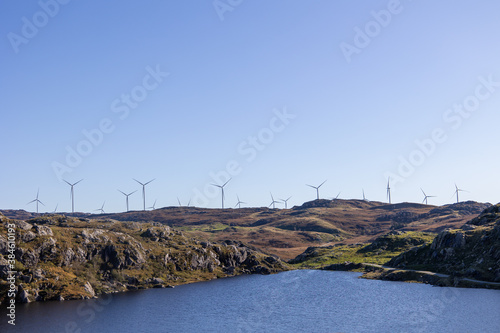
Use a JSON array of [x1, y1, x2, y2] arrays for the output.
[[1, 270, 499, 332]]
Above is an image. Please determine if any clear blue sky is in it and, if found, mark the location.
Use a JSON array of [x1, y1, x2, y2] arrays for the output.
[[1, 0, 500, 213]]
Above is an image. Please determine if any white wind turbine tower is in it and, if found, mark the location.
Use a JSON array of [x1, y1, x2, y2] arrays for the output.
[[27, 189, 44, 213], [452, 183, 467, 204], [118, 190, 136, 212], [64, 179, 83, 213], [269, 192, 280, 209], [134, 178, 155, 211], [362, 189, 367, 201], [212, 178, 231, 209], [94, 201, 105, 214], [420, 188, 436, 205], [307, 180, 327, 200], [235, 195, 246, 209], [386, 178, 392, 204], [280, 196, 292, 209]]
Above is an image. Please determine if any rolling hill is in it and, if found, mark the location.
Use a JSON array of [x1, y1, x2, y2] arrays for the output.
[[2, 199, 490, 260]]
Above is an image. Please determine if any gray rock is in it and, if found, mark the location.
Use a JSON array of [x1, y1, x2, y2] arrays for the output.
[[18, 284, 31, 303], [13, 220, 33, 230], [84, 281, 95, 297], [19, 231, 37, 242], [34, 225, 53, 236]]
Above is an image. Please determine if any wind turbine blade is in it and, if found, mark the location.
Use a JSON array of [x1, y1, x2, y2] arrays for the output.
[[211, 184, 222, 188], [319, 180, 327, 188], [222, 178, 231, 187], [421, 188, 426, 196], [129, 190, 137, 196], [75, 179, 83, 186], [27, 199, 36, 204], [39, 201, 45, 206], [118, 190, 127, 196], [133, 179, 144, 186], [306, 184, 315, 189], [144, 179, 155, 185], [63, 180, 71, 186]]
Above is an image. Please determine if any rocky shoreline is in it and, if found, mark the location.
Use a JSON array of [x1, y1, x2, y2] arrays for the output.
[[0, 214, 290, 304], [322, 262, 500, 289]]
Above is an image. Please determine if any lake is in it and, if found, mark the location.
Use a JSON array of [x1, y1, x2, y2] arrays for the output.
[[1, 270, 499, 332]]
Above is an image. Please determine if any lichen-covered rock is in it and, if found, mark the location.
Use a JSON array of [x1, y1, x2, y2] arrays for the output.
[[34, 225, 53, 236], [0, 218, 290, 304]]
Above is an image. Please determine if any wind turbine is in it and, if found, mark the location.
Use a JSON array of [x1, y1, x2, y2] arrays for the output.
[[52, 204, 58, 213], [118, 190, 136, 212], [420, 188, 436, 205], [133, 178, 155, 211], [307, 180, 327, 200], [64, 179, 83, 213], [235, 195, 246, 209], [280, 196, 292, 209], [452, 184, 467, 203], [177, 197, 182, 207], [386, 178, 392, 204], [27, 189, 44, 213], [212, 178, 231, 209], [148, 199, 157, 210], [362, 189, 367, 201], [328, 192, 342, 201], [94, 201, 105, 214], [269, 192, 280, 209]]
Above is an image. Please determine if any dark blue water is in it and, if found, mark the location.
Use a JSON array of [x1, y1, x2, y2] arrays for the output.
[[1, 270, 499, 332]]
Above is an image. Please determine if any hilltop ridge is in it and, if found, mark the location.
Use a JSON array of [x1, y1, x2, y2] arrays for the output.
[[1, 200, 489, 260]]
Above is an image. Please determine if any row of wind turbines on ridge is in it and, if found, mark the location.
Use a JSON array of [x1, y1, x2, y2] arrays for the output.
[[27, 178, 469, 214]]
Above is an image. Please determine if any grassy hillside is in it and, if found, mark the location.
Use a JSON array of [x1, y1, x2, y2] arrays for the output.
[[2, 200, 487, 261], [387, 204, 500, 282], [289, 231, 436, 268]]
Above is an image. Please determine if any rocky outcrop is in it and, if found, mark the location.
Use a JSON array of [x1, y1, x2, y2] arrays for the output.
[[388, 204, 500, 282], [0, 216, 289, 304]]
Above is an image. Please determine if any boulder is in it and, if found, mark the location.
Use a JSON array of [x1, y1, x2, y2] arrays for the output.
[[13, 220, 33, 231], [34, 225, 53, 236], [84, 281, 95, 297]]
